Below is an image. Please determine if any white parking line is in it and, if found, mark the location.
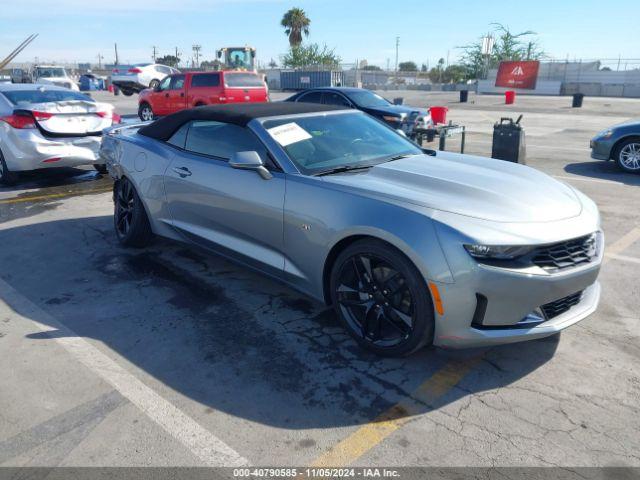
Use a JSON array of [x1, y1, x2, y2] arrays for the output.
[[0, 277, 249, 467], [553, 175, 624, 185], [607, 227, 640, 256], [605, 252, 640, 265]]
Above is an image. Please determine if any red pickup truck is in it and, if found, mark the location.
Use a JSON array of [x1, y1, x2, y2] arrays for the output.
[[137, 71, 268, 121]]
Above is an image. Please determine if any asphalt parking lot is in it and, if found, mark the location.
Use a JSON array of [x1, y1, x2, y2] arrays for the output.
[[1, 90, 639, 468]]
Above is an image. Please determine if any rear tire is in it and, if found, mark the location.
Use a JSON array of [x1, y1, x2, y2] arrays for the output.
[[149, 79, 160, 89], [0, 150, 17, 186], [329, 239, 435, 357], [121, 89, 134, 97], [113, 178, 153, 247], [614, 137, 640, 173], [138, 102, 154, 121]]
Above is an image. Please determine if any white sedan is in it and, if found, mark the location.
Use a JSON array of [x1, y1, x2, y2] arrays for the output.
[[0, 84, 120, 185], [111, 63, 180, 96]]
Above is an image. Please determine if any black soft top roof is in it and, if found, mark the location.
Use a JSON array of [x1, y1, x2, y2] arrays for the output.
[[138, 102, 346, 141]]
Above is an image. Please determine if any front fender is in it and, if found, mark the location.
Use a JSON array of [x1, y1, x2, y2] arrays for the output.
[[283, 175, 454, 302]]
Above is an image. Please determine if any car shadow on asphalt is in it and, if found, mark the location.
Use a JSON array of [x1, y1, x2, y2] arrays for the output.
[[1, 215, 559, 429], [564, 160, 640, 186]]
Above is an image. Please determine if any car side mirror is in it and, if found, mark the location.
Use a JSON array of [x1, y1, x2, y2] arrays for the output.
[[229, 151, 273, 180]]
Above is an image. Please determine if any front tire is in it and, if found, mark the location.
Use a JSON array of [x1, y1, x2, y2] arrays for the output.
[[614, 137, 640, 173], [94, 164, 108, 174], [329, 239, 435, 357], [114, 178, 153, 247], [0, 150, 17, 186], [121, 89, 134, 97], [138, 102, 154, 121]]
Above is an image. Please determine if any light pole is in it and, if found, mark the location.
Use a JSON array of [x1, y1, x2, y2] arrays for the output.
[[192, 44, 202, 69], [481, 34, 495, 80], [394, 36, 399, 85]]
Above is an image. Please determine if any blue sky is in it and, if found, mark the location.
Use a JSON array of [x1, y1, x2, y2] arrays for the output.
[[1, 0, 638, 67]]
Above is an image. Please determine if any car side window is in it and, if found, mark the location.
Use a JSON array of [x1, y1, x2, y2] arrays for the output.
[[297, 91, 323, 103], [158, 76, 171, 91], [170, 75, 186, 90], [324, 92, 351, 107], [183, 121, 267, 161], [191, 73, 220, 88], [167, 123, 190, 149], [157, 66, 171, 74]]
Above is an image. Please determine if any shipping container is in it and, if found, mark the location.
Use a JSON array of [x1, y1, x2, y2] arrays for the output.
[[280, 70, 345, 90]]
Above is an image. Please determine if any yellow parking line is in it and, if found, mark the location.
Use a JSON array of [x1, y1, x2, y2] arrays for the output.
[[0, 187, 112, 205], [309, 357, 481, 467]]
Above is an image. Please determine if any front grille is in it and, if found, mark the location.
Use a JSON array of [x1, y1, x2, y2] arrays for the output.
[[531, 233, 597, 272], [541, 291, 583, 319]]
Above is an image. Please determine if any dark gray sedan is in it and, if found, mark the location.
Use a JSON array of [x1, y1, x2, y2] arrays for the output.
[[590, 119, 640, 173], [100, 103, 602, 357]]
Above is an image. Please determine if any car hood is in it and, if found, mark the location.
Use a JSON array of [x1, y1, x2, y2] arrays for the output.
[[321, 152, 583, 223], [609, 118, 640, 130], [361, 104, 429, 117]]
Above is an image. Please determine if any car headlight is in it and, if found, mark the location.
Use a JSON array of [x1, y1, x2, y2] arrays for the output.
[[597, 129, 613, 139], [464, 244, 534, 260], [382, 115, 403, 123]]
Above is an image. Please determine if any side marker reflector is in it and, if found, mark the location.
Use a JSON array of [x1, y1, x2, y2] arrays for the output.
[[429, 282, 444, 316]]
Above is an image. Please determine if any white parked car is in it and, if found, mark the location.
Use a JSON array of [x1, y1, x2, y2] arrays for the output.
[[0, 84, 120, 185], [110, 63, 180, 96], [32, 65, 80, 91]]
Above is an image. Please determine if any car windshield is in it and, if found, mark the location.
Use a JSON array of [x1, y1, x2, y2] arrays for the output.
[[2, 89, 93, 106], [224, 73, 264, 88], [263, 112, 423, 175], [35, 68, 66, 78], [346, 90, 392, 108]]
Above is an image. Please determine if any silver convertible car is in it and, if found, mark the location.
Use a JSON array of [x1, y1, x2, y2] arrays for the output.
[[100, 103, 603, 357]]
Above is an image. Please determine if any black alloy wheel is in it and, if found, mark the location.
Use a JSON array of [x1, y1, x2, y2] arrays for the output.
[[114, 178, 153, 247], [330, 239, 434, 356]]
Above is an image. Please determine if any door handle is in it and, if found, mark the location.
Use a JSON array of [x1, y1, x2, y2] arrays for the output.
[[165, 93, 169, 98], [180, 93, 185, 97], [172, 166, 192, 177]]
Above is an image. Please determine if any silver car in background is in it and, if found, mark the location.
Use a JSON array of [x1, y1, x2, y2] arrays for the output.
[[0, 84, 119, 185], [100, 103, 603, 357]]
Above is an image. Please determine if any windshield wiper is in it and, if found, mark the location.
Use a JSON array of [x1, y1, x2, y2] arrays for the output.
[[314, 164, 374, 176]]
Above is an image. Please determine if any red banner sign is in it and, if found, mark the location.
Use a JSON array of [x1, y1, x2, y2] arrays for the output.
[[495, 61, 540, 89]]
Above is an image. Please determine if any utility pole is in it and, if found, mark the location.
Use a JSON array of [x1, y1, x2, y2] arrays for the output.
[[394, 36, 399, 85], [114, 43, 119, 65], [192, 44, 201, 68], [96, 53, 104, 69], [151, 46, 158, 62]]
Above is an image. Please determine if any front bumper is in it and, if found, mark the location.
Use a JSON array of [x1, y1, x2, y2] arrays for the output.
[[435, 280, 600, 348], [431, 228, 604, 349], [590, 138, 613, 160], [1, 128, 103, 172]]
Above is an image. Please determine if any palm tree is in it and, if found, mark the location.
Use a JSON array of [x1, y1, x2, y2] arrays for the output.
[[280, 7, 310, 47]]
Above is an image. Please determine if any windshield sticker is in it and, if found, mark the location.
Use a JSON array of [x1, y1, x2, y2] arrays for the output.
[[267, 122, 312, 147]]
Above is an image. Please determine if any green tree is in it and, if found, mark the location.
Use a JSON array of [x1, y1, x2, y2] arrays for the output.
[[459, 23, 545, 80], [156, 55, 180, 68], [398, 61, 417, 72], [280, 7, 311, 47], [281, 43, 341, 68]]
